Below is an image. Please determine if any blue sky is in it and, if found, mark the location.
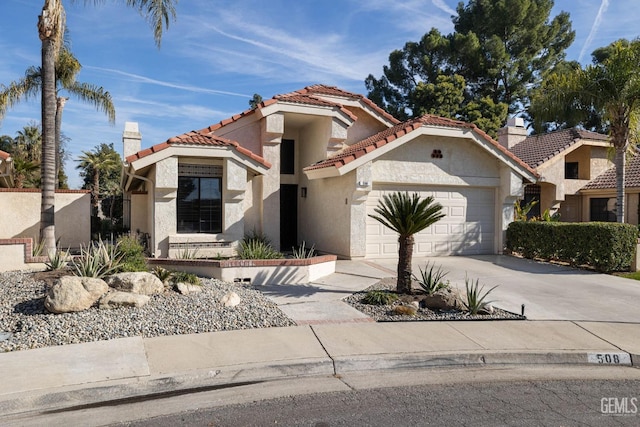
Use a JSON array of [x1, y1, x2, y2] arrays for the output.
[[1, 0, 638, 189]]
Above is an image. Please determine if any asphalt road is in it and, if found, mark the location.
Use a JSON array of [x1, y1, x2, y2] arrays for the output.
[[107, 367, 640, 427]]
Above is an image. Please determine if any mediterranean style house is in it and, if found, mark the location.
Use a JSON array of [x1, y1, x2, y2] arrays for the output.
[[121, 85, 537, 259], [501, 118, 638, 224]]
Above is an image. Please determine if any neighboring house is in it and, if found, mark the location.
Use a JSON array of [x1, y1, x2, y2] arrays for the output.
[[0, 150, 13, 187], [579, 152, 640, 224], [500, 118, 613, 222], [122, 85, 537, 259]]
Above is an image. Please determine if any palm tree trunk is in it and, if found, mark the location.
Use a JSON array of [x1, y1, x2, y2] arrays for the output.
[[396, 235, 414, 294], [93, 169, 101, 217], [614, 145, 626, 223], [39, 2, 59, 255], [55, 96, 67, 189]]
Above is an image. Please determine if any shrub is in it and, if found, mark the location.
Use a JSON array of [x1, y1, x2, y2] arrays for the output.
[[291, 241, 316, 259], [362, 290, 398, 305], [506, 221, 638, 272], [116, 235, 148, 272], [413, 261, 449, 295], [171, 271, 202, 286], [72, 239, 123, 278], [238, 233, 283, 260], [152, 266, 174, 283], [464, 277, 497, 315]]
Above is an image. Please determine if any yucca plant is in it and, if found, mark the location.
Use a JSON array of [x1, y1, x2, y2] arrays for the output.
[[369, 192, 445, 294], [464, 276, 498, 315], [238, 239, 283, 260], [291, 241, 316, 259], [71, 238, 124, 278], [45, 248, 69, 271], [413, 262, 449, 295]]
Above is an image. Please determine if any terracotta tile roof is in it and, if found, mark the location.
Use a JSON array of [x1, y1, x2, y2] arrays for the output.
[[196, 84, 398, 134], [581, 152, 640, 190], [125, 131, 271, 168], [510, 128, 609, 168], [304, 114, 537, 177], [0, 150, 10, 160]]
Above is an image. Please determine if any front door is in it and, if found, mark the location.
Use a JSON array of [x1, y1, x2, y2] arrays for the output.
[[280, 184, 298, 251]]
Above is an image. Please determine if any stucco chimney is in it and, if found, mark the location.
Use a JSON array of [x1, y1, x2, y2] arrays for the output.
[[497, 117, 527, 149], [122, 122, 142, 160]]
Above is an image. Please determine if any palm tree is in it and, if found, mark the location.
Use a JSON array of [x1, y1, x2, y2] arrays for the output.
[[369, 192, 445, 294], [12, 158, 40, 189], [35, 0, 177, 253], [0, 46, 116, 186], [531, 39, 640, 223], [14, 123, 42, 163], [76, 144, 120, 216]]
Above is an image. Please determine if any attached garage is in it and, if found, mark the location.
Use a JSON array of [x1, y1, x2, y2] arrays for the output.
[[366, 185, 496, 258]]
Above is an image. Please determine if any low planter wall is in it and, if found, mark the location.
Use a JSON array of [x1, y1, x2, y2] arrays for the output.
[[0, 238, 47, 272], [147, 255, 337, 286]]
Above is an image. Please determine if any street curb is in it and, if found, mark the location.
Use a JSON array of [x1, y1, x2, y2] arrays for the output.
[[1, 350, 633, 420], [330, 350, 634, 373], [0, 358, 334, 419]]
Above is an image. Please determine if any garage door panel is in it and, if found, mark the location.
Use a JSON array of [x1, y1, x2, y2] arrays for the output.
[[366, 185, 495, 257]]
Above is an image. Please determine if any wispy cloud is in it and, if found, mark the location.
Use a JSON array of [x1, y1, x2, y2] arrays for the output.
[[84, 66, 250, 98], [578, 0, 610, 63], [432, 0, 457, 16]]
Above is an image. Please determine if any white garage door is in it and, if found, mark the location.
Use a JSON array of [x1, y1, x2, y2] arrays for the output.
[[366, 185, 495, 258]]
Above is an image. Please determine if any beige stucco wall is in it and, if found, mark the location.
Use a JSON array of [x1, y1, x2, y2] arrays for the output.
[[371, 135, 501, 186], [0, 190, 90, 249], [300, 171, 355, 258], [580, 191, 640, 225], [343, 106, 388, 145], [130, 192, 150, 235]]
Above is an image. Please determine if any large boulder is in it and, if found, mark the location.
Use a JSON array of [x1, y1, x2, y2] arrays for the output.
[[44, 276, 109, 314], [105, 272, 164, 295], [99, 291, 150, 309], [422, 287, 467, 311]]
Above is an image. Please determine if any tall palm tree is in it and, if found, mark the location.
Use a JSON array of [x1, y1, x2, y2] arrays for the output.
[[0, 46, 116, 186], [35, 0, 177, 253], [14, 123, 42, 163], [369, 192, 445, 294], [76, 144, 120, 216], [531, 39, 640, 223]]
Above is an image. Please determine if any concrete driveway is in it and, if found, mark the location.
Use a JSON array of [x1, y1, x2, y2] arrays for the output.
[[367, 255, 640, 322]]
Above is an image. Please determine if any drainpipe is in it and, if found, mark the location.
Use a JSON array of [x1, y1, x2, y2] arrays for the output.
[[121, 162, 156, 257]]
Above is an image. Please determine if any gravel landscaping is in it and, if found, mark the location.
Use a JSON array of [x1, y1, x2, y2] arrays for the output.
[[0, 269, 295, 353], [0, 270, 524, 353], [343, 278, 525, 322]]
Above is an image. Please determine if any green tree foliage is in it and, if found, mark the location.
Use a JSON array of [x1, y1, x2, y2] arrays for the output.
[[365, 0, 574, 137], [529, 39, 640, 223], [76, 143, 121, 216], [368, 192, 445, 294]]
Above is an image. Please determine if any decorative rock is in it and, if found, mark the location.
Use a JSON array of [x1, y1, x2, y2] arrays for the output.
[[105, 272, 164, 295], [422, 287, 467, 311], [221, 291, 241, 307], [99, 291, 150, 309], [393, 305, 417, 316], [176, 282, 203, 295], [409, 301, 420, 310], [44, 276, 109, 314]]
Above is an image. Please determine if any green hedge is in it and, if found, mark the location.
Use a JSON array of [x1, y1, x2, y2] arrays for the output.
[[506, 221, 638, 272]]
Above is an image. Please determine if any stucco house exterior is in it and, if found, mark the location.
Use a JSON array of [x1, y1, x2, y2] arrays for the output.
[[501, 118, 640, 224], [0, 150, 13, 187], [122, 85, 537, 259]]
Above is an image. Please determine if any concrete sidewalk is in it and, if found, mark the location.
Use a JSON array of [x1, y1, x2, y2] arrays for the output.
[[1, 320, 639, 420]]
